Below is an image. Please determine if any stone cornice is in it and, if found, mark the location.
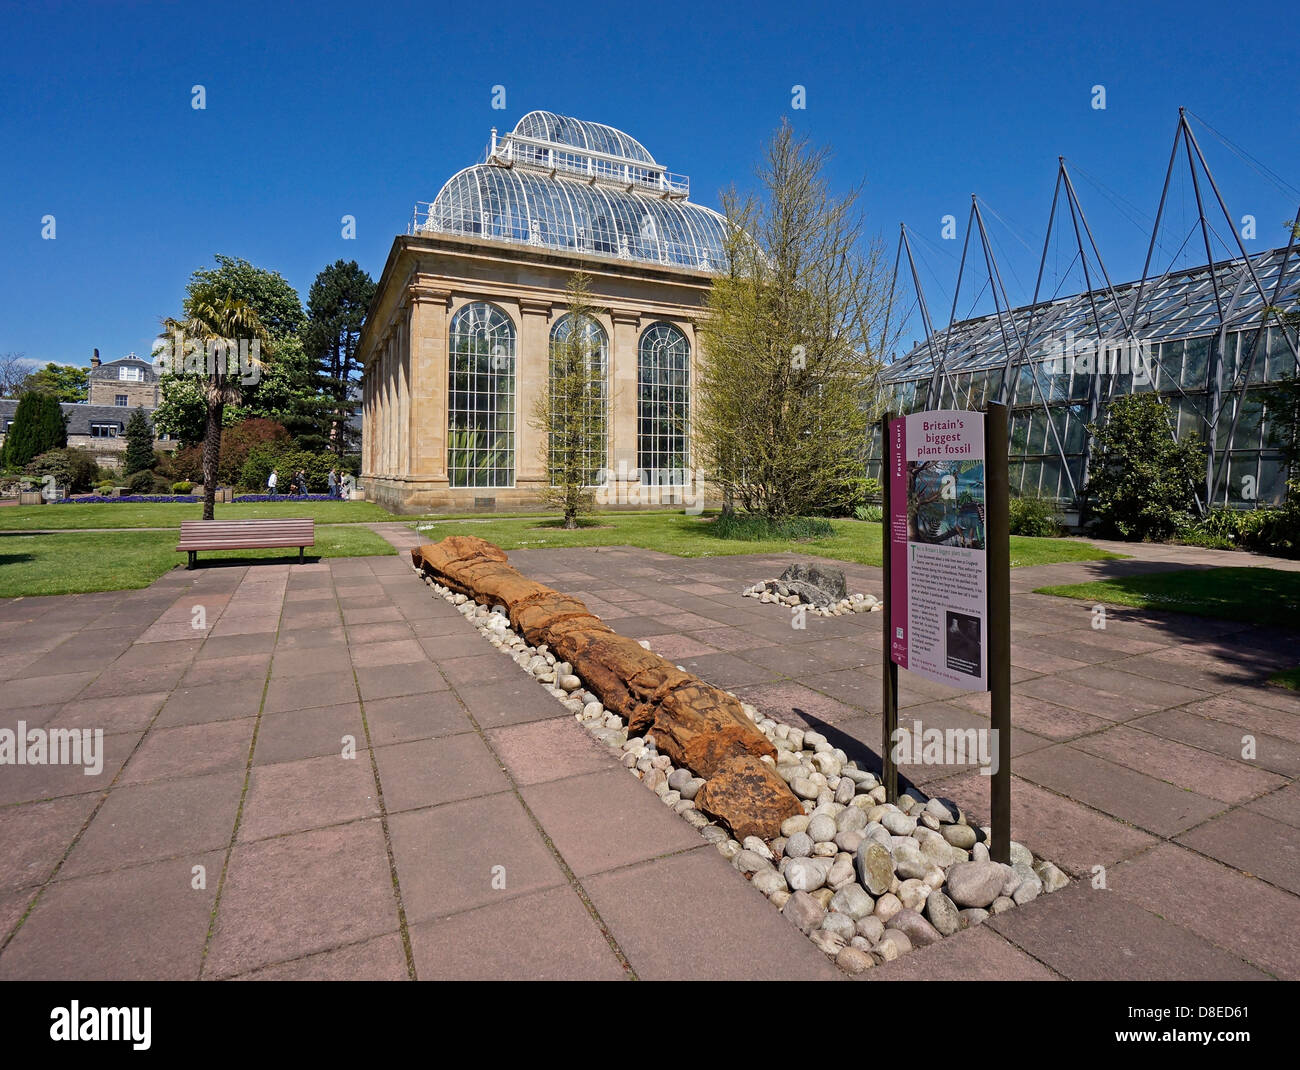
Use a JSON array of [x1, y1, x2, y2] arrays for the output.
[[518, 298, 552, 317]]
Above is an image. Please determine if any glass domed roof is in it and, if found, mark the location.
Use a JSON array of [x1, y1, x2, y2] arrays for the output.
[[512, 110, 656, 166], [416, 112, 729, 273]]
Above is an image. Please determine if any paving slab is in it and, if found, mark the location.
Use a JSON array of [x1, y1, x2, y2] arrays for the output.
[[238, 753, 380, 842], [205, 820, 398, 979], [388, 791, 567, 924], [1109, 843, 1300, 979], [583, 848, 842, 981], [987, 880, 1269, 980], [521, 768, 703, 878], [233, 932, 410, 981], [373, 732, 508, 813], [1014, 743, 1227, 837], [408, 885, 626, 981], [0, 852, 223, 980], [1176, 809, 1300, 895]]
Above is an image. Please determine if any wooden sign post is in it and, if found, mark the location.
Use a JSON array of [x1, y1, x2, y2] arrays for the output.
[[880, 402, 1012, 863]]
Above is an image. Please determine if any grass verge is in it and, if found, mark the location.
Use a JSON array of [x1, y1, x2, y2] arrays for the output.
[[1267, 667, 1300, 690], [1035, 566, 1300, 629], [0, 500, 398, 530], [411, 512, 1121, 569], [0, 526, 396, 597]]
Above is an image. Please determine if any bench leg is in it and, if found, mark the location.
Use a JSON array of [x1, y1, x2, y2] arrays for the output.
[[298, 546, 304, 565], [187, 551, 196, 570]]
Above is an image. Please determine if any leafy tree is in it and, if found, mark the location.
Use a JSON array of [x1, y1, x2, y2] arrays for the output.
[[304, 260, 376, 457], [161, 291, 271, 520], [22, 362, 88, 402], [531, 273, 605, 529], [3, 392, 67, 468], [154, 255, 312, 446], [1084, 394, 1204, 540], [697, 120, 895, 521], [123, 407, 155, 475]]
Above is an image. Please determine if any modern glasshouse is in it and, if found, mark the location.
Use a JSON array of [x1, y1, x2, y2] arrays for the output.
[[359, 110, 728, 512], [872, 243, 1300, 509]]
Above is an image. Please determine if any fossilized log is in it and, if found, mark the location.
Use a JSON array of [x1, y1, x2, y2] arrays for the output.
[[412, 537, 800, 837]]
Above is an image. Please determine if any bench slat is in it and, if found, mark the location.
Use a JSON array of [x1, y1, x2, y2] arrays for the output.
[[176, 518, 315, 559]]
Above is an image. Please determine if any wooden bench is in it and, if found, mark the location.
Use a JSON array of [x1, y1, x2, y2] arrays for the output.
[[177, 518, 315, 569]]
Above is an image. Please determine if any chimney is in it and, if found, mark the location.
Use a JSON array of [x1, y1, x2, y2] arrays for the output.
[[91, 348, 101, 368]]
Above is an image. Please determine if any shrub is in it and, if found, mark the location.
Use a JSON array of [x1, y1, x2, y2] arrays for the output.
[[94, 481, 115, 494], [1182, 490, 1300, 557], [127, 470, 155, 494], [239, 444, 336, 493], [1008, 493, 1063, 537], [23, 447, 98, 493], [167, 445, 204, 483], [854, 504, 883, 523], [1084, 394, 1204, 541], [712, 512, 836, 541], [218, 418, 291, 484], [172, 481, 194, 494]]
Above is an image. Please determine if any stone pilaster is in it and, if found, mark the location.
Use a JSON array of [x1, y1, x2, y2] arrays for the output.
[[516, 297, 553, 486], [407, 281, 452, 484]]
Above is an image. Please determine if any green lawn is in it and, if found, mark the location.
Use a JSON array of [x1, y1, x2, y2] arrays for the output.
[[1035, 566, 1300, 630], [0, 500, 397, 530], [1269, 667, 1300, 690], [0, 526, 396, 598], [411, 512, 1121, 569]]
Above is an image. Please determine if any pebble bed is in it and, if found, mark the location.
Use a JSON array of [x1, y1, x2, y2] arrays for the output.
[[743, 579, 882, 617], [416, 563, 1070, 975]]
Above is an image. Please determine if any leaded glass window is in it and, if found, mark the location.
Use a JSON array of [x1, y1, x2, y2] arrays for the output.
[[448, 302, 516, 488], [637, 322, 690, 485]]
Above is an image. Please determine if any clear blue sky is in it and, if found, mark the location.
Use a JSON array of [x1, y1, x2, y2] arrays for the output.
[[2, 0, 1296, 367]]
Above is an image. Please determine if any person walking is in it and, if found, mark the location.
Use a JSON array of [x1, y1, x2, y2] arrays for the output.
[[327, 468, 338, 500], [267, 468, 278, 495], [297, 469, 308, 498]]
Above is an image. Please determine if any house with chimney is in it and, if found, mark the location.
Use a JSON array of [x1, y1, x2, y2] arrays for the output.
[[0, 349, 175, 468]]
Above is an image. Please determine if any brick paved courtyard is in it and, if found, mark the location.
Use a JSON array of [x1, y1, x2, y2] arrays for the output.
[[1, 530, 1296, 980]]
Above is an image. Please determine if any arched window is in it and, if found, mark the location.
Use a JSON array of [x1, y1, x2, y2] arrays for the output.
[[637, 322, 690, 485], [548, 314, 609, 487], [448, 302, 516, 488]]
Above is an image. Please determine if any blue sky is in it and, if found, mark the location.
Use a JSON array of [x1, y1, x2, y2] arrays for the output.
[[2, 0, 1297, 367]]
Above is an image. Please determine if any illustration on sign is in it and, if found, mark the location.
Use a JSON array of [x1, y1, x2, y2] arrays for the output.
[[888, 410, 988, 691]]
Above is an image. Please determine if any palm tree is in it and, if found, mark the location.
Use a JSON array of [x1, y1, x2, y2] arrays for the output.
[[161, 292, 269, 520]]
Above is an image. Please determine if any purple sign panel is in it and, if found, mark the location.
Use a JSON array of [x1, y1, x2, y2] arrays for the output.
[[887, 410, 988, 692]]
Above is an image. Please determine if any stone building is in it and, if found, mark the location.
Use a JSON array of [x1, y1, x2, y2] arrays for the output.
[[358, 111, 728, 513], [0, 351, 173, 468], [87, 351, 160, 409]]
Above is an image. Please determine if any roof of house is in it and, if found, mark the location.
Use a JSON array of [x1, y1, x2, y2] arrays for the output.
[[89, 355, 159, 382], [0, 399, 152, 437]]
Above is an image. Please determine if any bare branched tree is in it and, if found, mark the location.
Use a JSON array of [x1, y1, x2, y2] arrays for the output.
[[697, 120, 899, 520], [0, 352, 34, 398]]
